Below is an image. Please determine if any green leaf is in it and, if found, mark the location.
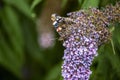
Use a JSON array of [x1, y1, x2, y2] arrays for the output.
[[81, 0, 100, 9], [2, 6, 24, 61], [22, 19, 45, 64], [0, 35, 22, 77], [45, 63, 62, 80], [31, 0, 42, 10], [114, 23, 120, 45], [4, 0, 32, 18], [78, 0, 83, 7], [0, 6, 24, 77], [93, 41, 120, 80]]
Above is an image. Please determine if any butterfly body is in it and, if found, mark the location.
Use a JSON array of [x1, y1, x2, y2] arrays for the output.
[[51, 14, 75, 40]]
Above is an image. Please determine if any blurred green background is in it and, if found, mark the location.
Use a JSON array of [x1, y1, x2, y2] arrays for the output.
[[0, 0, 120, 80]]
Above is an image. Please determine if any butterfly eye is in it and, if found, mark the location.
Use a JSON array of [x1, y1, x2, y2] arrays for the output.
[[53, 21, 58, 28]]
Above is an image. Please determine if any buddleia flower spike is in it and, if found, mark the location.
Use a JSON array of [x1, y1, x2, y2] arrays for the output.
[[51, 2, 120, 80]]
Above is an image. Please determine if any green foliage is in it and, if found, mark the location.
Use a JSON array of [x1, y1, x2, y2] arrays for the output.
[[81, 0, 100, 9], [61, 0, 68, 8], [31, 0, 42, 10], [0, 5, 24, 77], [45, 62, 62, 80], [0, 0, 120, 80], [4, 0, 32, 18]]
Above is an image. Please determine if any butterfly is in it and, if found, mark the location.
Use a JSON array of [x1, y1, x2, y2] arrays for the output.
[[51, 13, 76, 41]]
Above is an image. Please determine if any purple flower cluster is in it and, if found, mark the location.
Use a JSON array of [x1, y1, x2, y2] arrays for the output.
[[51, 2, 120, 80], [62, 28, 98, 80]]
